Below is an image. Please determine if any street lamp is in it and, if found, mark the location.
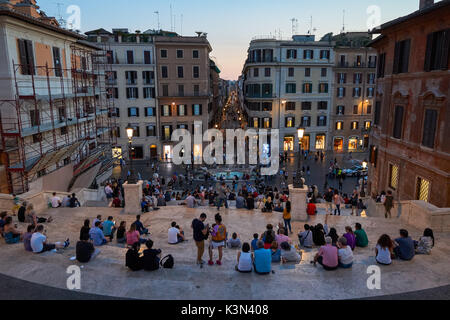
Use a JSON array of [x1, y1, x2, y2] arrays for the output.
[[360, 159, 368, 197], [126, 127, 137, 184], [294, 126, 305, 188]]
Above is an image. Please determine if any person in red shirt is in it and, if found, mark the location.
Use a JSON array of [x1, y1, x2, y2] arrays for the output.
[[307, 200, 317, 216]]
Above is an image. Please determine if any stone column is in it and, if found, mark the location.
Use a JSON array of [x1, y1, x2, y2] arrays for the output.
[[123, 180, 143, 215], [289, 184, 308, 222]]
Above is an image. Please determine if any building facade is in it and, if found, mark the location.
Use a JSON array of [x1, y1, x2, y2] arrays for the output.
[[86, 28, 159, 160], [368, 0, 450, 207], [331, 32, 377, 153], [0, 0, 114, 194], [242, 35, 334, 153], [155, 34, 214, 161]]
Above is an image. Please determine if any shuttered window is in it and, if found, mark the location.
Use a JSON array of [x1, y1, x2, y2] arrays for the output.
[[422, 109, 438, 148], [374, 101, 382, 125], [393, 105, 404, 139], [393, 39, 411, 74], [17, 39, 35, 75], [424, 29, 450, 71], [52, 47, 62, 77]]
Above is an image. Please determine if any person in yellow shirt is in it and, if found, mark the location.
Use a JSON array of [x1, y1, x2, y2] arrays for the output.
[[283, 199, 292, 234]]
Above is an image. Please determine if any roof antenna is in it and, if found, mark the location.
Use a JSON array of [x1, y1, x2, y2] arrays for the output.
[[154, 11, 160, 30], [290, 18, 298, 36], [342, 10, 346, 33], [55, 2, 66, 28]]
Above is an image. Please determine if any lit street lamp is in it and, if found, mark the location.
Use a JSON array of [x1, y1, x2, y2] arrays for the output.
[[294, 126, 305, 188], [126, 127, 137, 184]]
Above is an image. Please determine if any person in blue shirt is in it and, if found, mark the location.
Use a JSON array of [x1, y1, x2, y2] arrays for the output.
[[89, 221, 108, 246], [251, 233, 259, 251], [102, 216, 116, 242], [394, 229, 415, 261], [134, 215, 149, 235], [253, 240, 272, 275]]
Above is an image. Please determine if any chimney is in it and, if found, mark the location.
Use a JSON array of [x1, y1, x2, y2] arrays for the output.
[[419, 0, 434, 10]]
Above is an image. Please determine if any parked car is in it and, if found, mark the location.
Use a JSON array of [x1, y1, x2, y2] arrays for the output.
[[342, 166, 368, 177]]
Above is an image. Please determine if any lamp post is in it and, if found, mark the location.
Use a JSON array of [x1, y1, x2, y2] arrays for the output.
[[294, 126, 305, 188], [360, 159, 368, 197], [126, 127, 137, 184]]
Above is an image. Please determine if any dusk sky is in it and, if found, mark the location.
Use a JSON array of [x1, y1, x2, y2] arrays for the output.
[[39, 0, 425, 80]]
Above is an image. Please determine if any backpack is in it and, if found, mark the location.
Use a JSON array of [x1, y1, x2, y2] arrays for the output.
[[160, 254, 174, 269], [312, 226, 325, 246], [212, 224, 227, 242]]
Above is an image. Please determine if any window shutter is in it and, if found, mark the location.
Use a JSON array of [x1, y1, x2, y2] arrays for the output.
[[393, 42, 400, 74], [422, 109, 437, 148], [292, 117, 295, 127], [161, 106, 164, 116], [25, 40, 35, 74], [293, 50, 297, 59], [440, 29, 450, 70], [128, 108, 131, 117], [402, 39, 411, 73], [136, 108, 140, 117], [18, 39, 28, 74], [393, 106, 404, 139]]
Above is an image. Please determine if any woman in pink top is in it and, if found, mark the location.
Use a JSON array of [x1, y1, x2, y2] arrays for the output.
[[126, 223, 145, 245], [313, 237, 338, 271], [333, 190, 344, 216]]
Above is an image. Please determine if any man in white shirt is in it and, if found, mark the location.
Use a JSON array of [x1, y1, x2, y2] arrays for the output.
[[50, 192, 61, 208], [168, 222, 185, 244], [185, 193, 197, 208], [31, 225, 69, 253], [337, 237, 354, 268]]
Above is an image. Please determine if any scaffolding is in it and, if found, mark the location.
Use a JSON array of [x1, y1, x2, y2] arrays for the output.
[[0, 43, 118, 194]]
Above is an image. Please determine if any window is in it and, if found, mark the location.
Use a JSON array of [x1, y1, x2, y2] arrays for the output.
[[177, 105, 186, 116], [160, 49, 168, 58], [288, 68, 295, 77], [424, 29, 450, 71], [369, 55, 377, 68], [319, 83, 328, 93], [351, 121, 359, 130], [142, 71, 154, 84], [161, 66, 168, 78], [264, 68, 271, 77], [177, 66, 184, 78], [389, 163, 399, 190], [336, 105, 345, 115], [286, 102, 296, 111], [315, 135, 325, 150], [305, 68, 311, 77], [336, 121, 343, 130], [320, 50, 330, 59], [252, 118, 260, 128], [337, 87, 346, 98], [317, 116, 327, 127], [253, 68, 259, 77], [192, 104, 202, 116], [422, 109, 438, 148], [146, 125, 156, 137], [193, 50, 199, 59], [367, 87, 374, 98], [176, 49, 183, 59], [128, 107, 139, 117], [416, 177, 431, 202], [318, 101, 328, 110], [393, 39, 411, 74], [145, 107, 156, 117], [262, 102, 272, 111], [263, 118, 272, 129], [106, 71, 117, 85], [161, 105, 172, 117], [193, 66, 200, 78], [377, 53, 386, 78], [337, 73, 346, 84], [60, 126, 67, 135], [286, 49, 297, 59], [162, 84, 169, 97], [393, 105, 404, 139], [367, 73, 376, 84], [193, 85, 200, 96], [286, 83, 296, 94], [162, 125, 172, 140], [58, 107, 66, 122], [127, 50, 134, 64], [32, 133, 42, 144], [374, 101, 382, 125], [301, 116, 311, 127], [106, 50, 114, 64], [247, 102, 260, 111], [302, 83, 312, 93], [301, 102, 312, 111], [143, 87, 155, 99], [52, 47, 62, 77], [321, 68, 327, 77], [262, 84, 272, 97], [355, 55, 362, 67], [364, 121, 372, 130], [366, 105, 372, 114], [353, 105, 359, 115], [285, 117, 295, 128], [126, 87, 138, 99], [125, 71, 137, 85], [144, 51, 151, 64], [303, 50, 313, 59], [353, 87, 361, 98], [353, 73, 362, 84]]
